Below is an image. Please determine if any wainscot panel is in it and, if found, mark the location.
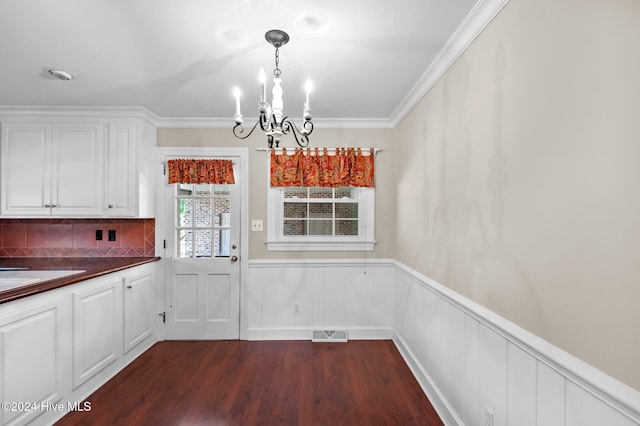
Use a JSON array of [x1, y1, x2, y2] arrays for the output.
[[247, 259, 640, 426], [393, 262, 640, 426], [247, 259, 395, 341]]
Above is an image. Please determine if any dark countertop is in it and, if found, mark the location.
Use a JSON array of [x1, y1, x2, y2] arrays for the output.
[[0, 257, 161, 304]]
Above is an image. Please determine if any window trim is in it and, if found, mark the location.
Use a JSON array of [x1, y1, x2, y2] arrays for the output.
[[266, 185, 376, 251]]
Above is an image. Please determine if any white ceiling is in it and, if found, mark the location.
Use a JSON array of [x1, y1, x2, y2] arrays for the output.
[[0, 0, 502, 127]]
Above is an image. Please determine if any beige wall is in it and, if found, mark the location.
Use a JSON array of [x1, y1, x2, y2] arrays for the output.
[[158, 127, 396, 259], [394, 0, 640, 390]]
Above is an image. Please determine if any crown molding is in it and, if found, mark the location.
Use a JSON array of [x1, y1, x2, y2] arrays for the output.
[[0, 105, 159, 124], [389, 0, 511, 127]]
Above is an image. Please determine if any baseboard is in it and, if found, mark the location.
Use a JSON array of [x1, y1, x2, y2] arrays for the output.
[[392, 331, 461, 426], [246, 327, 394, 341]]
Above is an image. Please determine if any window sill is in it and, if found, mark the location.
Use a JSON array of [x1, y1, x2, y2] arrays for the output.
[[265, 240, 376, 252]]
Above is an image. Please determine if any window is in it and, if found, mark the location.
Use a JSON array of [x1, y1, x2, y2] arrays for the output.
[[267, 185, 375, 251], [174, 183, 231, 258]]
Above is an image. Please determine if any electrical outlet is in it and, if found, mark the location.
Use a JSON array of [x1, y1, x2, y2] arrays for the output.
[[293, 302, 300, 315], [484, 406, 494, 426], [108, 229, 116, 241], [95, 229, 103, 240], [251, 219, 263, 232]]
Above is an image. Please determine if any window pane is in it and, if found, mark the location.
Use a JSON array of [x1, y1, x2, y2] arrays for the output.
[[335, 187, 358, 199], [178, 199, 193, 227], [178, 184, 193, 195], [195, 229, 212, 257], [284, 220, 307, 236], [309, 203, 332, 218], [194, 198, 212, 226], [284, 187, 307, 198], [336, 203, 358, 218], [194, 184, 212, 196], [217, 212, 231, 227], [216, 229, 230, 257], [215, 197, 230, 217], [284, 202, 307, 218], [214, 184, 230, 195], [309, 187, 333, 199], [337, 220, 358, 236], [178, 229, 192, 258], [308, 220, 332, 235]]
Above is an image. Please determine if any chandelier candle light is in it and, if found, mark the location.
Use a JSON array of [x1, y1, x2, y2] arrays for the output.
[[233, 29, 314, 148]]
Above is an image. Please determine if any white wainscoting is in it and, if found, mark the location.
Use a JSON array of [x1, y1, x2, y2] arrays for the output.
[[247, 259, 395, 341], [247, 259, 640, 426]]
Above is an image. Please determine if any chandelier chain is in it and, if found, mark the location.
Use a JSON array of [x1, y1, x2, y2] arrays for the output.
[[273, 47, 281, 78]]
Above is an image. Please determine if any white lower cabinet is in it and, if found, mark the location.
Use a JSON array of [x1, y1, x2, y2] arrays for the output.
[[123, 269, 154, 353], [72, 279, 120, 390], [0, 262, 158, 426], [0, 297, 65, 426]]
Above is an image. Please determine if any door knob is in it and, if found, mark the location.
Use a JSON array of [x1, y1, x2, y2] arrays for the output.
[[230, 255, 238, 263]]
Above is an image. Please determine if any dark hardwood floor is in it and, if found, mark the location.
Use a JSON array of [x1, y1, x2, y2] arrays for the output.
[[57, 340, 443, 425]]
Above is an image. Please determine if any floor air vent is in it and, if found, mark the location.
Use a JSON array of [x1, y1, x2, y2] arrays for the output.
[[312, 330, 348, 342]]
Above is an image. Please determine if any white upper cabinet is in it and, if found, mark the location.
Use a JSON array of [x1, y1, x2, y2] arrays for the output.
[[106, 122, 137, 217], [54, 123, 105, 216], [0, 122, 51, 215], [0, 115, 157, 218], [1, 121, 105, 216]]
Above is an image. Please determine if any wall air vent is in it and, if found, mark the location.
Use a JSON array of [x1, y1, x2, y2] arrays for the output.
[[312, 329, 348, 342]]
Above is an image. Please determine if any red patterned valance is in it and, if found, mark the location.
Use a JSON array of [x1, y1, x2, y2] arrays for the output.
[[270, 148, 375, 188], [167, 159, 235, 184]]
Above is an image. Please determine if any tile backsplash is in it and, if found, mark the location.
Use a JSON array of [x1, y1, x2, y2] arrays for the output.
[[0, 219, 155, 257]]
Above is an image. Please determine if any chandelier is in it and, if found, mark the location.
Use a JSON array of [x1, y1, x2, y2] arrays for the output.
[[232, 29, 313, 148]]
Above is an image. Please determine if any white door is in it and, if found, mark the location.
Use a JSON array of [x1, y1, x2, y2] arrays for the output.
[[164, 156, 241, 340]]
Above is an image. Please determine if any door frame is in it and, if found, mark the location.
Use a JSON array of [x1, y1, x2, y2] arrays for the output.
[[157, 146, 249, 340]]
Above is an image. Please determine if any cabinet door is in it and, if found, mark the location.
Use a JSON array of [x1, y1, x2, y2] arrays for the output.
[[0, 122, 52, 215], [123, 270, 154, 353], [52, 123, 105, 216], [72, 278, 120, 390], [0, 298, 64, 425], [106, 123, 137, 217]]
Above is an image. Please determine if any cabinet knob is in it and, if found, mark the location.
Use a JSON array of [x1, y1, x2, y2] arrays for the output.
[[126, 285, 132, 289], [108, 204, 114, 208]]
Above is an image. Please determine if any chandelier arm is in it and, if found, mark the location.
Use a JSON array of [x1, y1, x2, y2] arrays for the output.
[[281, 117, 310, 148], [302, 120, 314, 135], [232, 119, 261, 140]]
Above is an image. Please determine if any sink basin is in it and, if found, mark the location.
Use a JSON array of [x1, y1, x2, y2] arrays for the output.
[[0, 270, 85, 291]]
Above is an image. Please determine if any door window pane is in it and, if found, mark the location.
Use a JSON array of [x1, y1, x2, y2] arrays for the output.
[[194, 198, 212, 226], [178, 229, 193, 258], [174, 181, 232, 258], [195, 229, 212, 257]]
